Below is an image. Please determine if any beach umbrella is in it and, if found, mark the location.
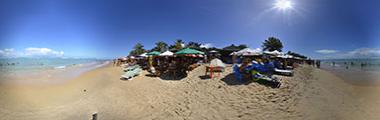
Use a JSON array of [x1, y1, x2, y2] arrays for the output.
[[235, 48, 262, 56], [139, 53, 147, 57], [264, 50, 283, 56], [277, 54, 293, 59], [209, 58, 226, 68], [147, 51, 161, 56], [175, 48, 205, 55], [159, 51, 174, 56], [209, 50, 218, 53], [230, 51, 237, 56]]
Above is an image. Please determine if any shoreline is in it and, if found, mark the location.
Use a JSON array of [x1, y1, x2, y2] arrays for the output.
[[0, 61, 111, 85], [321, 67, 380, 86]]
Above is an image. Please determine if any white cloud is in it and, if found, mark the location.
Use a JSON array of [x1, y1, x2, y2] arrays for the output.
[[320, 48, 380, 59], [315, 49, 338, 54], [0, 48, 16, 57], [200, 43, 213, 48], [345, 48, 380, 58], [23, 48, 64, 57]]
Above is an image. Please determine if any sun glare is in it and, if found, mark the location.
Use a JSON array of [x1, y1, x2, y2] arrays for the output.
[[274, 0, 293, 11]]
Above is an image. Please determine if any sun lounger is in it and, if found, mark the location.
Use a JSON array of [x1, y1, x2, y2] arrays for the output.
[[123, 65, 140, 72], [121, 67, 142, 80], [252, 71, 281, 88], [274, 68, 293, 76]]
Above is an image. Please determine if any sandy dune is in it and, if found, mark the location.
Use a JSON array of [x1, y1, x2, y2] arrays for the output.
[[0, 64, 379, 120]]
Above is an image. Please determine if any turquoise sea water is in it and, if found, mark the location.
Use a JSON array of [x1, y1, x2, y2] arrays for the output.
[[320, 59, 380, 85], [0, 58, 109, 73], [321, 59, 380, 71]]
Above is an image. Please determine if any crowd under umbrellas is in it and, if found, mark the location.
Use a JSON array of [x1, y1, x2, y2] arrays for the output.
[[117, 48, 207, 80], [115, 46, 319, 88]]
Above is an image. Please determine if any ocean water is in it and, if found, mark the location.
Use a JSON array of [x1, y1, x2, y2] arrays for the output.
[[321, 59, 380, 71], [0, 58, 109, 73], [321, 59, 380, 85]]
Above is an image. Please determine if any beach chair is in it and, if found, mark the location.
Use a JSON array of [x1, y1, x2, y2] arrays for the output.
[[274, 68, 294, 76], [123, 65, 140, 72], [121, 67, 142, 80], [251, 71, 281, 88]]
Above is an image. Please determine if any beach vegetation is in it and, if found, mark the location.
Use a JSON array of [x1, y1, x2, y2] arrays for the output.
[[169, 39, 184, 52], [262, 37, 283, 52], [152, 41, 169, 52], [129, 43, 146, 56], [287, 51, 308, 59], [186, 41, 202, 50]]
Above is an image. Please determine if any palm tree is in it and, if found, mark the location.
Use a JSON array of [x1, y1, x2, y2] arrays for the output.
[[186, 41, 201, 50], [129, 43, 146, 56], [262, 37, 283, 52], [152, 41, 168, 52], [169, 39, 184, 51], [174, 39, 184, 50]]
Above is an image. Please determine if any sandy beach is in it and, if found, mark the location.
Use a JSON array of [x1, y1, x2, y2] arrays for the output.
[[0, 64, 379, 120]]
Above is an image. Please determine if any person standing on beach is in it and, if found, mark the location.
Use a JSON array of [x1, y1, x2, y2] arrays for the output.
[[316, 60, 321, 68]]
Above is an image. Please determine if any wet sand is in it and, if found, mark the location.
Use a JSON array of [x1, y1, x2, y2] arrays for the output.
[[0, 64, 379, 120]]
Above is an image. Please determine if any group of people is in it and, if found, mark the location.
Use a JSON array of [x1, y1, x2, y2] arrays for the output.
[[115, 55, 205, 79]]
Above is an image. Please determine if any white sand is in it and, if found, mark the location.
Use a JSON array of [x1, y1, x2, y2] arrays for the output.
[[0, 64, 379, 120]]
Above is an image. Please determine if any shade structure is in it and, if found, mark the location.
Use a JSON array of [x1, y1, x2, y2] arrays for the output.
[[230, 51, 237, 55], [209, 50, 218, 53], [209, 58, 226, 68], [159, 50, 174, 56], [264, 50, 283, 56], [175, 48, 205, 55], [277, 54, 294, 59], [147, 51, 161, 56], [234, 48, 262, 56], [139, 53, 147, 57]]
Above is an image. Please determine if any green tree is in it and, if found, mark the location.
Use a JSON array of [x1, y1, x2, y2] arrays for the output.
[[152, 41, 168, 52], [222, 44, 247, 51], [169, 39, 184, 51], [287, 51, 307, 59], [129, 43, 146, 56], [186, 41, 201, 50], [262, 37, 283, 52]]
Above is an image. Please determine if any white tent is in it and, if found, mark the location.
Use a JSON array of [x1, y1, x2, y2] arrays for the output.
[[139, 53, 147, 57], [277, 54, 294, 59], [209, 50, 218, 53], [264, 50, 283, 56], [209, 58, 226, 68], [234, 48, 262, 56], [230, 51, 237, 55], [159, 51, 174, 56]]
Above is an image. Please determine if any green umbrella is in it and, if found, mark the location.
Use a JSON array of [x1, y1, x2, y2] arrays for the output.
[[147, 51, 161, 56], [175, 48, 205, 55]]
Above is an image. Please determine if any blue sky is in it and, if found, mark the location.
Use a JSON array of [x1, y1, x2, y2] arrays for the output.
[[0, 0, 379, 59]]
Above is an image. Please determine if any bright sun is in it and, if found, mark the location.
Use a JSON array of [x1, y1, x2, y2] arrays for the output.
[[274, 0, 293, 11]]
